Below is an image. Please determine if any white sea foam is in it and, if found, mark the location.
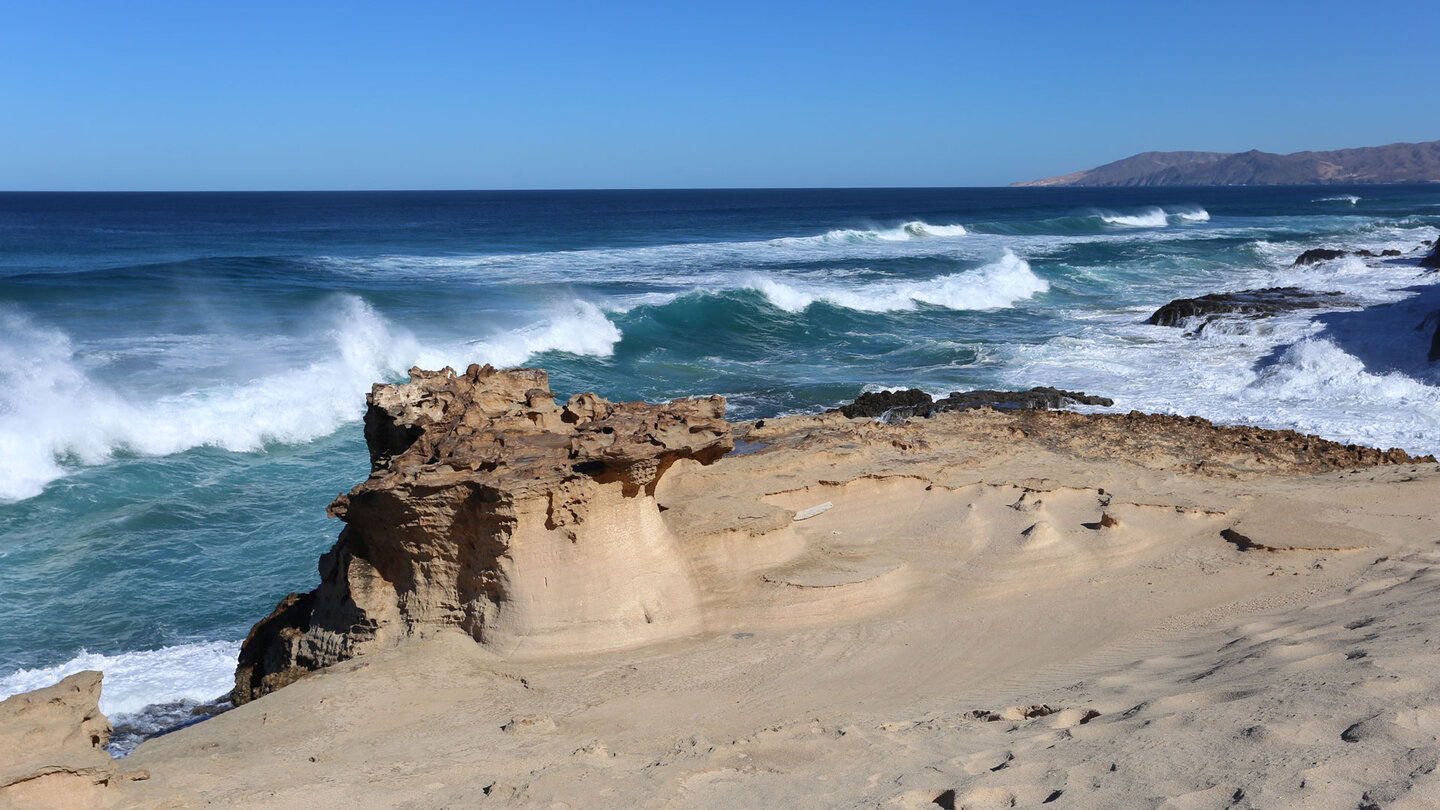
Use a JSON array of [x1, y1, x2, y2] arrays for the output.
[[1001, 276, 1440, 457], [0, 297, 419, 501], [318, 221, 974, 290], [0, 296, 624, 501], [1098, 207, 1170, 228], [1315, 195, 1361, 204], [1096, 206, 1210, 228], [1171, 207, 1211, 223], [773, 220, 968, 246], [429, 299, 623, 369], [0, 640, 240, 716], [745, 251, 1047, 313]]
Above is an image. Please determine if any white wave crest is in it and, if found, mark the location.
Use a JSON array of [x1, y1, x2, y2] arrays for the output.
[[0, 640, 240, 716], [1236, 337, 1440, 451], [0, 296, 625, 501], [774, 220, 967, 247], [1099, 207, 1169, 228], [746, 251, 1047, 314], [1315, 195, 1361, 204], [1098, 207, 1210, 228], [0, 297, 419, 501], [439, 300, 622, 369]]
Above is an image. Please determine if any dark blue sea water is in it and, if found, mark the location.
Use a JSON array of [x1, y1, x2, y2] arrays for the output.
[[3, 186, 1440, 745]]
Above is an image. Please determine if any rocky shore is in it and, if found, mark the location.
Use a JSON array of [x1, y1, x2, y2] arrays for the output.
[[8, 354, 1440, 808], [1146, 239, 1440, 351]]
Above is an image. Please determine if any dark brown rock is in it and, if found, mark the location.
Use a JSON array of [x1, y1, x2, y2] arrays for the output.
[[837, 389, 933, 419], [1292, 248, 1349, 266], [837, 387, 1112, 423], [1421, 241, 1440, 269], [1147, 288, 1347, 333]]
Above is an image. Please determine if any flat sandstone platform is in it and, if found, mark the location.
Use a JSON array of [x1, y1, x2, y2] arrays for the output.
[[39, 393, 1440, 808]]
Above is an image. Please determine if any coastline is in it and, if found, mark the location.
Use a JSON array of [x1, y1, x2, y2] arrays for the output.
[[5, 197, 1440, 808], [10, 362, 1440, 807]]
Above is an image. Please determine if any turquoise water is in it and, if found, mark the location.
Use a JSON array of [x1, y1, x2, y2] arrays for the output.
[[3, 187, 1439, 736]]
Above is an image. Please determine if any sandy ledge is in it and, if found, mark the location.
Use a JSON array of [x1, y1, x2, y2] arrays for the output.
[[10, 372, 1440, 809]]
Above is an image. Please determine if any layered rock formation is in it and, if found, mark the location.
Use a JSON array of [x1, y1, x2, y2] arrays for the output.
[[0, 671, 116, 810], [234, 364, 733, 705]]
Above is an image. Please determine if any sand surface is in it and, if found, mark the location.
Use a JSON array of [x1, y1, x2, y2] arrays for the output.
[[96, 410, 1440, 808]]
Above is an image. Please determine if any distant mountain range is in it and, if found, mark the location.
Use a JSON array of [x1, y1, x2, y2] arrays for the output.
[[1014, 140, 1440, 187]]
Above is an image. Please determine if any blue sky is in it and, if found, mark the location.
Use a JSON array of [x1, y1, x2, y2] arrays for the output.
[[2, 0, 1436, 190]]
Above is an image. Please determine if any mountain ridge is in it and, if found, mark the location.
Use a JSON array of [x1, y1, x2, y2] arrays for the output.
[[1015, 140, 1440, 187]]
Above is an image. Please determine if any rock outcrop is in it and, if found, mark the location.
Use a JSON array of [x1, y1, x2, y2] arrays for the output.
[[0, 671, 116, 810], [1291, 248, 1349, 266], [234, 364, 733, 705], [836, 388, 934, 419], [1147, 287, 1347, 333], [1291, 247, 1403, 266], [838, 387, 1113, 422], [1422, 241, 1440, 269]]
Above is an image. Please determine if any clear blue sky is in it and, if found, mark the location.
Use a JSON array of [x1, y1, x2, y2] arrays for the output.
[[2, 0, 1436, 190]]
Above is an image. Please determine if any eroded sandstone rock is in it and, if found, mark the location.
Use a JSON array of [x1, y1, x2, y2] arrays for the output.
[[0, 671, 116, 810], [234, 364, 732, 705]]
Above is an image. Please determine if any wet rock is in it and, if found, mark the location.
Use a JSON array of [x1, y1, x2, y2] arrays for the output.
[[1292, 248, 1349, 266], [1147, 287, 1347, 333], [837, 389, 933, 419], [1422, 241, 1440, 269], [838, 387, 1112, 423], [235, 364, 733, 705]]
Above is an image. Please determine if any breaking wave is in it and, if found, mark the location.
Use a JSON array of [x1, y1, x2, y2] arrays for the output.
[[0, 640, 239, 717], [1097, 206, 1211, 228], [446, 299, 622, 369], [772, 220, 968, 246], [0, 296, 623, 502], [743, 251, 1047, 313]]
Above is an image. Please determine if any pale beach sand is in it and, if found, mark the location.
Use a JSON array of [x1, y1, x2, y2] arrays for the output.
[[80, 407, 1440, 809]]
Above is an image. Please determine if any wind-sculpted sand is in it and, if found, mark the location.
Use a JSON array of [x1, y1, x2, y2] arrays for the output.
[[8, 367, 1440, 809]]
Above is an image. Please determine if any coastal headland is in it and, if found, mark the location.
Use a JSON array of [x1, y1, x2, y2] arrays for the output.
[[9, 352, 1440, 808]]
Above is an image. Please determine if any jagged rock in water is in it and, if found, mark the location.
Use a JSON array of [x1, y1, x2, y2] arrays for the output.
[[1292, 248, 1349, 266], [1422, 241, 1440, 269], [234, 364, 733, 705], [0, 671, 116, 810], [838, 387, 1113, 423], [1147, 287, 1347, 333]]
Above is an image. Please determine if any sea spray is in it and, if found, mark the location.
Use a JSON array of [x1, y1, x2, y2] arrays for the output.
[[0, 296, 418, 501], [0, 295, 628, 502], [1096, 206, 1211, 228], [0, 640, 240, 716]]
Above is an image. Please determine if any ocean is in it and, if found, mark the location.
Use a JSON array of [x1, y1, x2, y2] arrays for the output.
[[2, 186, 1439, 752]]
